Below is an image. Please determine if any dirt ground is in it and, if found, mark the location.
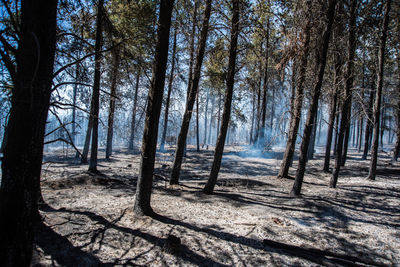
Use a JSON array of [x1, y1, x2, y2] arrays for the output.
[[32, 145, 400, 266]]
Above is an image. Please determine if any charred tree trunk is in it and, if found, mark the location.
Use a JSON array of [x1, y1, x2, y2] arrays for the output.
[[170, 0, 212, 185], [133, 0, 174, 216], [106, 47, 120, 159], [88, 0, 104, 173], [367, 0, 391, 180], [202, 87, 210, 147], [208, 95, 215, 145], [160, 30, 177, 151], [392, 16, 400, 161], [277, 3, 311, 178], [81, 107, 93, 163], [290, 0, 337, 197], [362, 84, 375, 159], [341, 107, 352, 166], [203, 0, 240, 194], [323, 61, 340, 172], [330, 0, 357, 188], [0, 0, 58, 265], [258, 18, 270, 148], [128, 71, 140, 151], [196, 90, 200, 151]]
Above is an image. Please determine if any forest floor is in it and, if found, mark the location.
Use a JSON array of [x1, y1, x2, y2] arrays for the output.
[[32, 145, 400, 266]]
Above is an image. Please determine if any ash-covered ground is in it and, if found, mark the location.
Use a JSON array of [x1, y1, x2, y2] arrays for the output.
[[32, 145, 400, 266]]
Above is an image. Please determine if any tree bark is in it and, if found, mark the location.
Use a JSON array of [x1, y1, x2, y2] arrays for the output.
[[170, 0, 212, 185], [133, 0, 174, 216], [0, 0, 58, 265], [203, 0, 240, 194], [362, 82, 375, 159], [367, 0, 391, 180], [392, 15, 400, 161], [323, 60, 340, 172], [202, 87, 210, 147], [81, 107, 93, 163], [88, 0, 104, 172], [277, 2, 311, 178], [160, 29, 177, 151], [330, 0, 357, 188], [290, 0, 337, 197], [106, 47, 120, 159], [128, 71, 140, 151], [258, 17, 270, 148]]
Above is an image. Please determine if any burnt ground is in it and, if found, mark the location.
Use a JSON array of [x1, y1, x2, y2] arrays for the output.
[[32, 145, 400, 266]]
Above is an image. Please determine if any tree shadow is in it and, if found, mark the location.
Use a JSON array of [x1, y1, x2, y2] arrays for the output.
[[37, 204, 230, 267]]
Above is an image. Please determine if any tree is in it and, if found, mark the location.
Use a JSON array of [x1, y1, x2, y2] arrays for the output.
[[203, 0, 240, 194], [88, 0, 105, 172], [393, 13, 400, 162], [277, 0, 312, 179], [106, 46, 121, 159], [367, 0, 392, 180], [0, 0, 58, 265], [160, 29, 177, 151], [170, 0, 213, 185], [133, 0, 174, 216], [127, 71, 140, 151], [330, 0, 357, 188], [290, 0, 337, 197]]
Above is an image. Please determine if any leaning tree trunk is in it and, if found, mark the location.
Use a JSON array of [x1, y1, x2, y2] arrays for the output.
[[128, 71, 140, 151], [170, 0, 212, 185], [367, 0, 391, 180], [133, 0, 174, 216], [0, 0, 58, 265], [160, 29, 177, 151], [330, 0, 357, 188], [203, 0, 240, 194], [106, 47, 120, 159], [277, 2, 311, 178], [88, 0, 104, 172], [290, 0, 337, 197]]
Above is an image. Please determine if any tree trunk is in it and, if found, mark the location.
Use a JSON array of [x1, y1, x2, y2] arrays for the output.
[[72, 63, 79, 150], [88, 0, 104, 172], [341, 108, 352, 166], [307, 111, 318, 161], [81, 107, 93, 163], [202, 87, 209, 147], [330, 0, 357, 188], [208, 95, 215, 145], [277, 2, 311, 178], [258, 18, 270, 148], [249, 86, 256, 144], [362, 84, 375, 159], [323, 71, 340, 172], [133, 0, 174, 216], [392, 15, 400, 161], [106, 47, 120, 159], [160, 30, 177, 151], [203, 0, 240, 194], [196, 89, 200, 151], [0, 0, 58, 265], [367, 0, 391, 180], [128, 71, 140, 151], [170, 0, 212, 185], [290, 0, 337, 197]]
